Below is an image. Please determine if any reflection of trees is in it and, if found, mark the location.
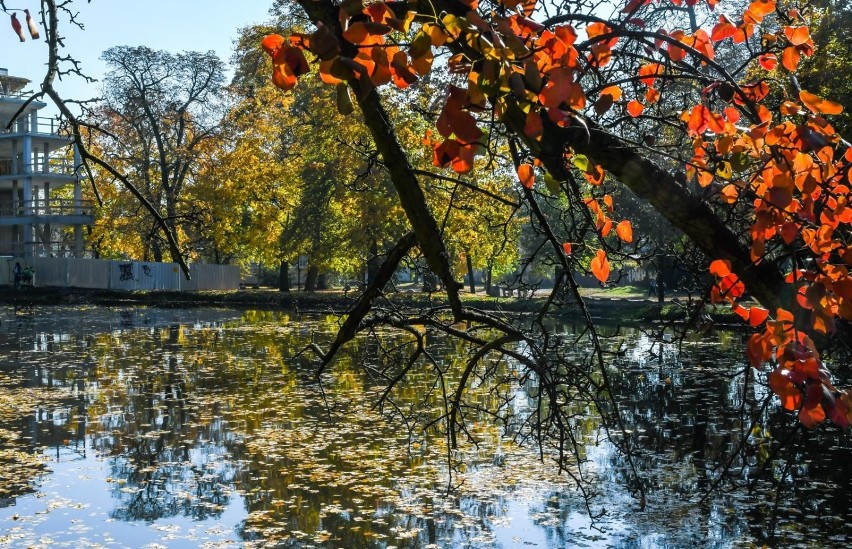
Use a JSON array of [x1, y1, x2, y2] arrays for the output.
[[1, 308, 851, 544], [90, 324, 241, 522]]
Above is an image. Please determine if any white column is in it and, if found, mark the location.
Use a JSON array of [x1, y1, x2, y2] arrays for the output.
[[22, 134, 31, 175]]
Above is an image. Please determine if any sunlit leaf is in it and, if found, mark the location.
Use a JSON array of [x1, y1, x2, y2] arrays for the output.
[[517, 163, 535, 189], [799, 90, 844, 115], [590, 249, 610, 283]]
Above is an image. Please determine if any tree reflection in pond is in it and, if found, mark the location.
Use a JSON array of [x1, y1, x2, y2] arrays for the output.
[[0, 306, 849, 547]]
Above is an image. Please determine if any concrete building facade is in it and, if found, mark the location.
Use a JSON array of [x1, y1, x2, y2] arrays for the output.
[[0, 68, 93, 259]]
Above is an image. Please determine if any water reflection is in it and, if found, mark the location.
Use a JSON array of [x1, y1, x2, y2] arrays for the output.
[[0, 306, 849, 547]]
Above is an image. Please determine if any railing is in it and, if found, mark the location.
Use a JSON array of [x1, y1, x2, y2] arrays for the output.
[[0, 116, 65, 136], [0, 88, 30, 100], [28, 158, 77, 176], [0, 240, 93, 259], [0, 198, 94, 217], [0, 158, 77, 177]]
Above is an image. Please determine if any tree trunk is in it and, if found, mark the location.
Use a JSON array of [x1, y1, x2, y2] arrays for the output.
[[317, 272, 328, 290], [466, 252, 476, 294], [656, 256, 666, 304], [423, 271, 438, 292], [485, 262, 492, 294], [278, 261, 290, 292], [151, 239, 163, 263], [366, 239, 380, 286], [304, 265, 319, 292]]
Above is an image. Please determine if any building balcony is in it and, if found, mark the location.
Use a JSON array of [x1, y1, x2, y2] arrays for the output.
[[0, 115, 64, 137], [0, 158, 77, 182], [0, 198, 94, 226], [0, 239, 93, 259]]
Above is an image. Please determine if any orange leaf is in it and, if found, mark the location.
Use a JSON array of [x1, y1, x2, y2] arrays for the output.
[[781, 46, 801, 71], [600, 85, 622, 101], [758, 53, 777, 70], [539, 68, 586, 110], [627, 100, 644, 117], [768, 369, 802, 411], [562, 242, 572, 255], [600, 218, 613, 237], [262, 34, 286, 55], [590, 249, 611, 283], [784, 26, 811, 46], [720, 184, 739, 204], [710, 15, 737, 42], [645, 87, 661, 104], [616, 220, 633, 242], [709, 259, 731, 277], [517, 163, 535, 189], [638, 63, 663, 86], [733, 303, 751, 322], [749, 307, 770, 327], [271, 62, 299, 91], [776, 308, 794, 323], [724, 106, 740, 123], [799, 90, 843, 115], [747, 332, 773, 367], [746, 0, 776, 22]]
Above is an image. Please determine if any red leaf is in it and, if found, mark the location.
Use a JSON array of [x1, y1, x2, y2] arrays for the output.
[[799, 382, 826, 428], [10, 13, 25, 42], [562, 242, 572, 255], [758, 53, 777, 70], [710, 15, 736, 42], [621, 0, 651, 12]]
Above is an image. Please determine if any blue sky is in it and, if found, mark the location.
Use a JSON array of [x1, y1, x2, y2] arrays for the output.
[[2, 0, 275, 112]]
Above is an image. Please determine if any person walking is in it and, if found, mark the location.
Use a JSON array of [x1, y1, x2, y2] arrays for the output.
[[13, 262, 22, 289]]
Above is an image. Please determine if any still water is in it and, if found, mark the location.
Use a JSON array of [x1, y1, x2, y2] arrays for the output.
[[0, 306, 849, 547]]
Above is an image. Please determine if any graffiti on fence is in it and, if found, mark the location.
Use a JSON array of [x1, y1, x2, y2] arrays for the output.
[[119, 263, 134, 281]]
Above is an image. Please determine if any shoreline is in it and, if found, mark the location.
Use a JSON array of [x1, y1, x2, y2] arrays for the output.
[[0, 286, 743, 327]]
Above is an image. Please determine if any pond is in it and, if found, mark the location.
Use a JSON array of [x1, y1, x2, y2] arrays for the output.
[[0, 306, 849, 547]]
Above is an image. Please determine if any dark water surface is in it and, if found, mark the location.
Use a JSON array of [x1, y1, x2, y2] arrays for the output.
[[0, 306, 849, 548]]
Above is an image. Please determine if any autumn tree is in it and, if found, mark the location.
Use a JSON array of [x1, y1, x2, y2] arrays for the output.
[[252, 0, 852, 509], [93, 46, 227, 262]]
